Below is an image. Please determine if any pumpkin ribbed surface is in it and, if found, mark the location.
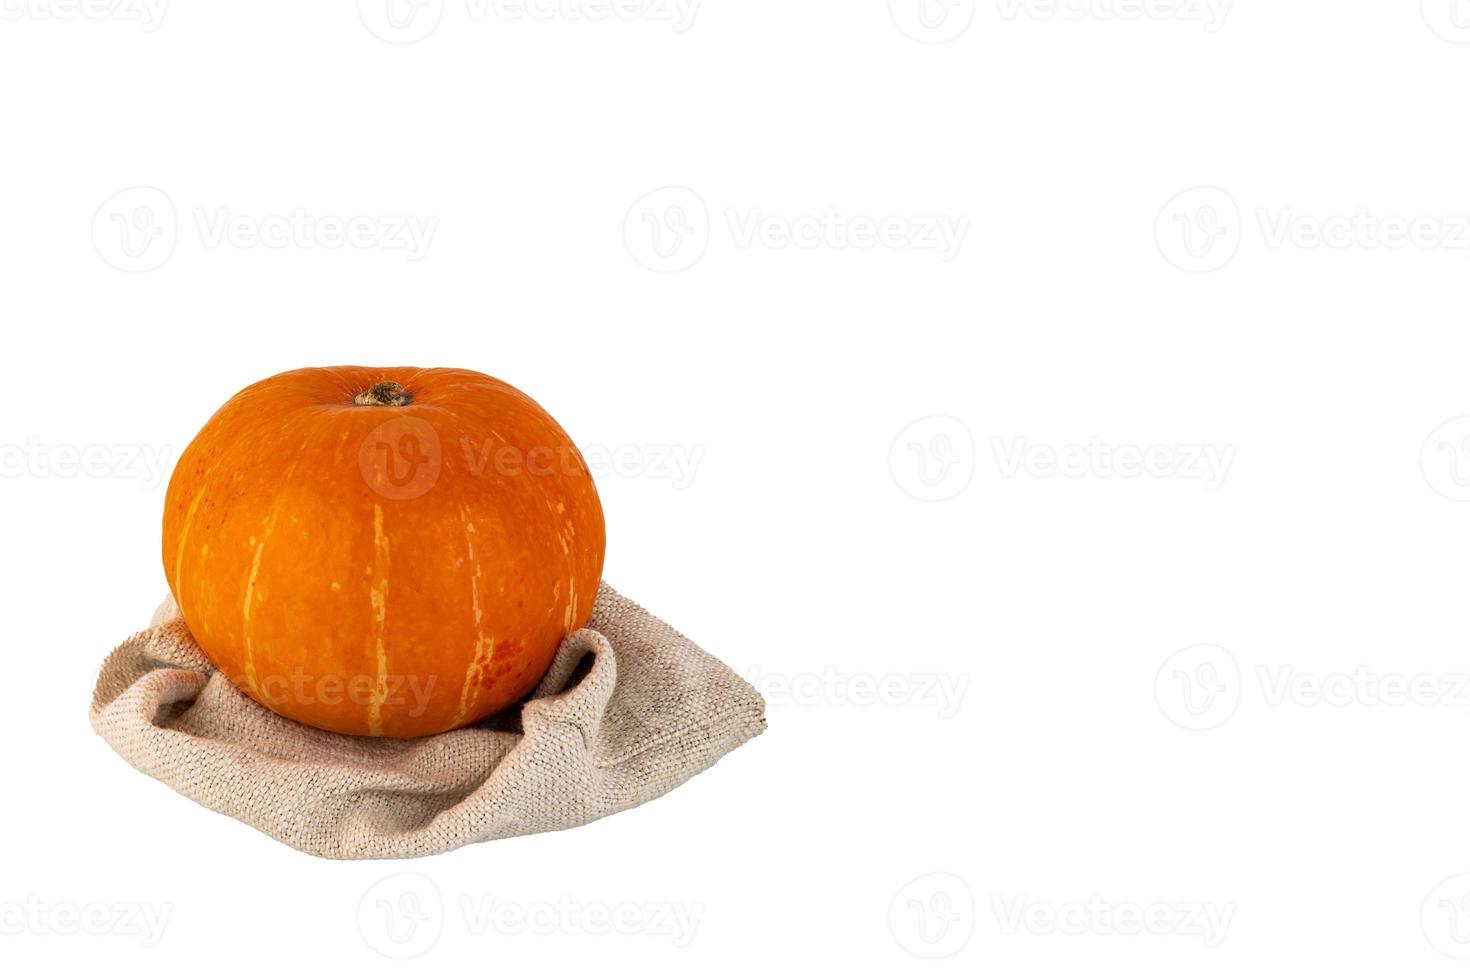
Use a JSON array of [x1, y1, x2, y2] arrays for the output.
[[162, 366, 605, 737]]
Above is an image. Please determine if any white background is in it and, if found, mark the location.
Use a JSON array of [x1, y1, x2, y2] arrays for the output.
[[4, 0, 1470, 976]]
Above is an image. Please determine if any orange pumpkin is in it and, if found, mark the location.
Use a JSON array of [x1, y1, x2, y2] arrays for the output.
[[162, 367, 605, 737]]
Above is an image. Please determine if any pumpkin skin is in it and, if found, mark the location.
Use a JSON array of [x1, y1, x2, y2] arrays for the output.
[[162, 366, 605, 738]]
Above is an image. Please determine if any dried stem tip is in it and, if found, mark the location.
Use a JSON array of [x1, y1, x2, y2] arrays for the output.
[[353, 381, 411, 407]]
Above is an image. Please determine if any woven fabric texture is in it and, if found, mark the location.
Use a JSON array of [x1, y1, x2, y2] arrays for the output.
[[90, 584, 765, 859]]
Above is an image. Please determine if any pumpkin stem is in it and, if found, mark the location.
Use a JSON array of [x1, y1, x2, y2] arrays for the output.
[[354, 381, 411, 407]]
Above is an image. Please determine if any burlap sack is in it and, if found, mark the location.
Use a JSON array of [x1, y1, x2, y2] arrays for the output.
[[90, 584, 766, 860]]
